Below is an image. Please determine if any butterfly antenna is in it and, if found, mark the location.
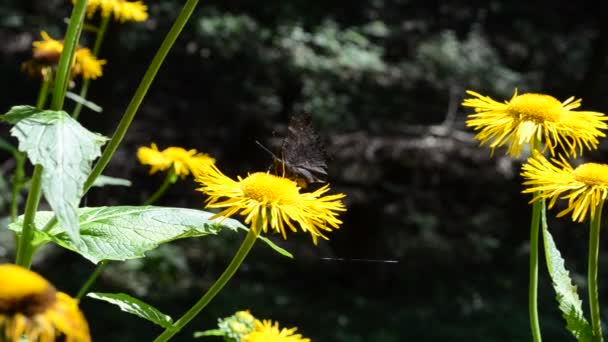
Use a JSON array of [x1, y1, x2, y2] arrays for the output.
[[255, 140, 277, 159]]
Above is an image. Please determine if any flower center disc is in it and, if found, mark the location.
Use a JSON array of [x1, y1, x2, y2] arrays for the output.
[[508, 93, 563, 122], [573, 163, 608, 185], [0, 265, 56, 315], [240, 173, 298, 203]]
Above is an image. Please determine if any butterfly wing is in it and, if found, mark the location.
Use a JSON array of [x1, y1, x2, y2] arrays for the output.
[[279, 113, 328, 185]]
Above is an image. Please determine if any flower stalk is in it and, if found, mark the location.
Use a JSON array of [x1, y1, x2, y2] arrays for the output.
[[529, 197, 543, 342], [589, 200, 604, 341], [15, 0, 89, 268], [72, 14, 110, 119], [153, 225, 260, 342], [144, 167, 176, 205]]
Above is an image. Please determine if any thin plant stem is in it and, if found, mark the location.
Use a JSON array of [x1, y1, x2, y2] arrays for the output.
[[83, 0, 199, 194], [40, 0, 200, 235], [14, 0, 89, 268], [9, 153, 25, 223], [76, 260, 108, 300], [153, 225, 260, 342], [589, 200, 604, 341], [529, 198, 543, 342], [72, 14, 111, 120], [144, 169, 176, 205]]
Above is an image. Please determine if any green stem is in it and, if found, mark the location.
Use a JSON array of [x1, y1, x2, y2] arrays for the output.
[[51, 0, 88, 111], [14, 165, 43, 267], [144, 169, 176, 205], [9, 153, 25, 223], [14, 0, 89, 268], [83, 0, 199, 194], [529, 198, 543, 342], [589, 200, 604, 341], [72, 14, 110, 119], [76, 260, 108, 300], [153, 226, 260, 342], [39, 0, 198, 236]]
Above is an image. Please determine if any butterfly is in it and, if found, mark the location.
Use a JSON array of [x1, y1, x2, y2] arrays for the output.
[[258, 113, 328, 188]]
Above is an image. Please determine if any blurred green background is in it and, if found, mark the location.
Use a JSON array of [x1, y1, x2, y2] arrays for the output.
[[1, 0, 608, 340]]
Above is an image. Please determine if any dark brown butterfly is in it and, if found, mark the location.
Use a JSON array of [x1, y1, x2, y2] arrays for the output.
[[258, 113, 328, 188]]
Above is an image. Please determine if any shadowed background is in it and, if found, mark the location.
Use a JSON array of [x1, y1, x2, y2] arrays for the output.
[[1, 0, 608, 340]]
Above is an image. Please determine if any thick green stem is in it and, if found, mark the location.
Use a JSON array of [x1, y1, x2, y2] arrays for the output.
[[76, 260, 108, 300], [144, 169, 176, 205], [14, 165, 43, 267], [83, 0, 199, 194], [529, 198, 543, 342], [14, 0, 89, 268], [72, 14, 110, 119], [39, 0, 198, 236], [153, 226, 260, 342], [589, 200, 604, 341], [51, 0, 88, 111]]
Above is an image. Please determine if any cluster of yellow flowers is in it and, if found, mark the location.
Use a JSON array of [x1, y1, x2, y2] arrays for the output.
[[22, 31, 106, 80], [22, 0, 148, 81], [463, 89, 608, 222]]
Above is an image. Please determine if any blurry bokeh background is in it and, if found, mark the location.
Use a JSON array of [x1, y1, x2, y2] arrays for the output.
[[1, 0, 608, 340]]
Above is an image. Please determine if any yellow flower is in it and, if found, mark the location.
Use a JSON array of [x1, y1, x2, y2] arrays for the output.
[[137, 143, 215, 178], [24, 31, 106, 80], [0, 264, 90, 342], [243, 319, 311, 342], [32, 31, 63, 64], [83, 0, 149, 23], [521, 153, 608, 222], [195, 163, 346, 244], [463, 89, 608, 157], [74, 48, 106, 80]]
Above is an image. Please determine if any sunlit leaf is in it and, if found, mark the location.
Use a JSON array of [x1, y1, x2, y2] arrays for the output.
[[541, 203, 593, 341], [2, 106, 107, 243], [87, 292, 172, 328]]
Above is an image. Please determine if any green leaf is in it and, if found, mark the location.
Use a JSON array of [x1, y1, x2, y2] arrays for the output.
[[257, 235, 293, 258], [65, 91, 103, 113], [3, 106, 107, 243], [92, 175, 132, 187], [9, 206, 242, 263], [541, 204, 593, 341], [87, 292, 173, 328], [193, 330, 225, 338]]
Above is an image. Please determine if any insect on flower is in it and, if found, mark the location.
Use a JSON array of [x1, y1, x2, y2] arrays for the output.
[[257, 113, 328, 188]]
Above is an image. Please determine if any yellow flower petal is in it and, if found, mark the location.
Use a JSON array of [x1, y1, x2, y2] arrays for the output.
[[243, 319, 311, 342], [195, 163, 346, 244], [463, 89, 608, 157], [521, 153, 608, 222]]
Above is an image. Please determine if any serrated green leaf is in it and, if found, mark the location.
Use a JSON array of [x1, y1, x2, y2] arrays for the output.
[[3, 106, 107, 243], [87, 292, 173, 328], [92, 175, 132, 187], [541, 204, 593, 341], [9, 206, 243, 263]]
